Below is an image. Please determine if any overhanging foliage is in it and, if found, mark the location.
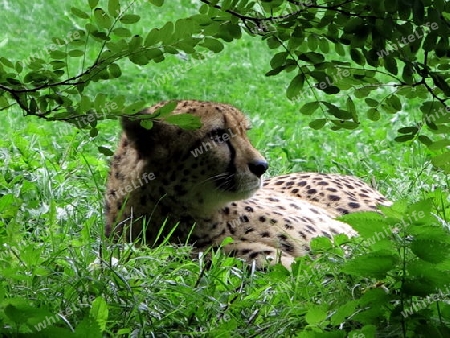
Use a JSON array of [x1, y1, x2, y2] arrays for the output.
[[0, 0, 449, 170]]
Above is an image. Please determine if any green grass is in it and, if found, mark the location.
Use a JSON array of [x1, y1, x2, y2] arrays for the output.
[[1, 1, 449, 337]]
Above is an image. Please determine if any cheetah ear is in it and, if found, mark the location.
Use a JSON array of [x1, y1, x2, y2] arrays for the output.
[[121, 116, 150, 139], [121, 116, 180, 156]]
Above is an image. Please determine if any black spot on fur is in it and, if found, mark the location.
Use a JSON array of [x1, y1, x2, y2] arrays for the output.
[[321, 231, 331, 239], [289, 203, 301, 210], [281, 241, 295, 253], [306, 225, 316, 233], [348, 202, 361, 209], [226, 222, 236, 234], [249, 252, 259, 259], [240, 215, 250, 223], [337, 208, 349, 214], [278, 234, 288, 241]]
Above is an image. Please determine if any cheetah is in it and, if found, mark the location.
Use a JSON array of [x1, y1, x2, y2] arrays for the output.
[[105, 100, 391, 268]]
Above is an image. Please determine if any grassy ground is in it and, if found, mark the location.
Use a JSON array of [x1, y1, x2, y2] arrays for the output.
[[0, 1, 449, 337]]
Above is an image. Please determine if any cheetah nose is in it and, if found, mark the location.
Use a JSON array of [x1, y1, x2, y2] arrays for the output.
[[248, 160, 269, 178]]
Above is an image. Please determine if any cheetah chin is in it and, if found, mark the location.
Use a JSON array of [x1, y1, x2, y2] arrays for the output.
[[105, 100, 391, 269]]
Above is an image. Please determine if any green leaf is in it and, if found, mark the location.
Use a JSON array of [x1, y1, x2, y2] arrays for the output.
[[428, 139, 450, 151], [270, 52, 288, 69], [123, 101, 147, 115], [140, 120, 153, 129], [365, 98, 378, 107], [98, 146, 114, 156], [402, 62, 414, 84], [90, 297, 109, 331], [74, 316, 102, 338], [286, 73, 305, 100], [49, 50, 67, 59], [307, 35, 318, 51], [322, 86, 340, 94], [300, 101, 320, 115], [330, 300, 358, 325], [94, 8, 111, 29], [108, 0, 120, 17], [346, 96, 358, 122], [431, 152, 450, 173], [162, 114, 202, 130], [94, 93, 107, 113], [350, 49, 365, 65], [120, 14, 140, 24], [340, 212, 389, 239], [149, 0, 164, 6], [90, 127, 99, 137], [431, 73, 450, 96], [71, 7, 90, 19], [386, 94, 402, 112], [88, 0, 99, 9], [154, 101, 177, 117], [305, 305, 327, 325], [398, 126, 418, 134], [309, 119, 327, 130], [109, 63, 121, 78], [69, 49, 85, 57], [310, 236, 333, 251], [318, 39, 330, 53], [129, 50, 148, 65], [410, 239, 450, 263], [159, 21, 174, 44], [342, 252, 398, 278], [384, 55, 398, 74], [344, 17, 364, 34], [418, 135, 433, 146], [201, 38, 224, 53], [145, 28, 160, 46], [394, 135, 415, 142], [113, 27, 131, 37], [0, 57, 14, 68], [80, 95, 91, 112]]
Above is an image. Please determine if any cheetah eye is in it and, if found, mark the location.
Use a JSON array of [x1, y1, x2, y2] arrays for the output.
[[208, 128, 227, 140]]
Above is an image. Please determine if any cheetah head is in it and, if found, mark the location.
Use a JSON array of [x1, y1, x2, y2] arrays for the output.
[[121, 100, 268, 215]]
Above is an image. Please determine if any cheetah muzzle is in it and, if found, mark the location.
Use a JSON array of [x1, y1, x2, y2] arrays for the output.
[[105, 100, 391, 268]]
